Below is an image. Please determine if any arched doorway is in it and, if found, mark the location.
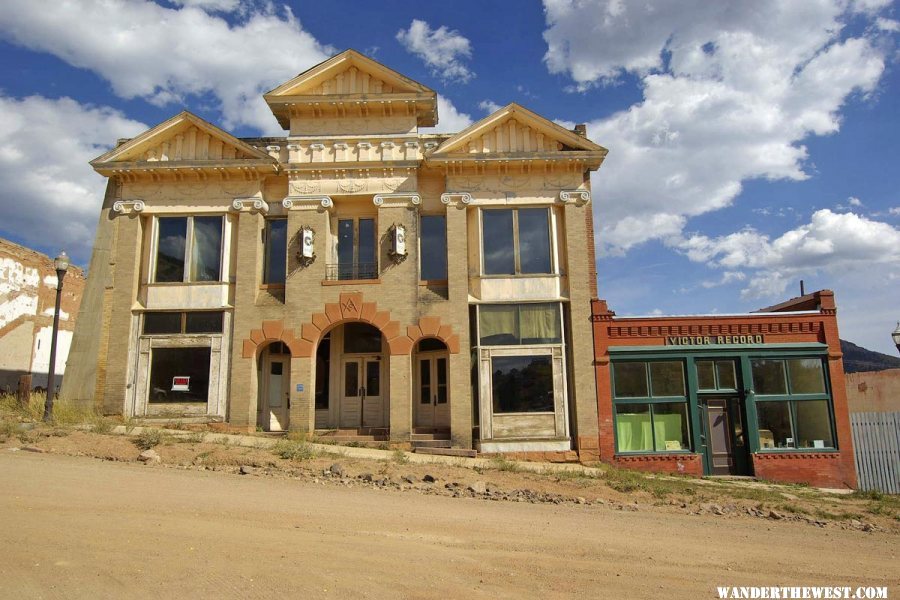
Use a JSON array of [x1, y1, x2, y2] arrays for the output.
[[314, 322, 387, 430], [414, 337, 450, 430], [257, 341, 291, 432]]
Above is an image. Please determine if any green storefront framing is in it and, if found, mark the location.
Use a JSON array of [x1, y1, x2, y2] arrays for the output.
[[608, 343, 838, 476]]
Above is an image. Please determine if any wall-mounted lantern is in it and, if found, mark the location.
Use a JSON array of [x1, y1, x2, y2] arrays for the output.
[[297, 226, 316, 267], [388, 223, 407, 264]]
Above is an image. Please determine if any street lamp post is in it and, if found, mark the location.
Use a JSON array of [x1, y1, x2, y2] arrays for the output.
[[892, 322, 900, 356], [42, 251, 70, 422]]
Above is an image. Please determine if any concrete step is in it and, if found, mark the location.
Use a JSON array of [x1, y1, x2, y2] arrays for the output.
[[410, 433, 451, 441], [413, 447, 477, 458], [411, 439, 452, 448]]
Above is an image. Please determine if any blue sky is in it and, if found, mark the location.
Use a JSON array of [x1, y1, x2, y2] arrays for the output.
[[0, 0, 898, 353]]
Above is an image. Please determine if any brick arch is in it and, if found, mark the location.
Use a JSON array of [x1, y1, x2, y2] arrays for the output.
[[296, 292, 409, 357], [240, 320, 302, 359], [404, 316, 460, 354]]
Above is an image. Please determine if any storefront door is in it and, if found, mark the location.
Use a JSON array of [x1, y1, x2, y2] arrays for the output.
[[415, 354, 450, 429], [701, 397, 750, 475], [339, 357, 383, 428]]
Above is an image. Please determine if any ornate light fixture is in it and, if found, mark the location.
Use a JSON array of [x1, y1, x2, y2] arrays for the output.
[[388, 223, 407, 264], [892, 322, 900, 355], [297, 226, 316, 267]]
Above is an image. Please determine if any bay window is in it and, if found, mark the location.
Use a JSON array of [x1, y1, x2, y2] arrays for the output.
[[154, 216, 223, 283]]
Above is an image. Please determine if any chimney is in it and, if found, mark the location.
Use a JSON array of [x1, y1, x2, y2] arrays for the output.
[[574, 123, 587, 137]]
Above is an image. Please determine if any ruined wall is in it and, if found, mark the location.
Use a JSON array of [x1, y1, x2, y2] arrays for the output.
[[0, 238, 85, 392]]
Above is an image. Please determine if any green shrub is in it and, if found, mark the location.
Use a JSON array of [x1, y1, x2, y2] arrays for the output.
[[273, 439, 316, 461], [133, 429, 165, 450]]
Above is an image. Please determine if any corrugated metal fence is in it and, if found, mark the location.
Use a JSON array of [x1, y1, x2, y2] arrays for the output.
[[851, 412, 900, 494]]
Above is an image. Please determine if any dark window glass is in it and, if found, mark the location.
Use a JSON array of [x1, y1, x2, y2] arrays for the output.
[[649, 361, 685, 397], [613, 362, 648, 398], [155, 217, 187, 282], [315, 337, 330, 410], [491, 355, 554, 413], [185, 312, 224, 334], [344, 362, 358, 397], [417, 337, 447, 352], [482, 210, 515, 274], [788, 359, 826, 394], [264, 219, 287, 285], [149, 347, 210, 403], [420, 215, 447, 280], [358, 218, 376, 267], [420, 359, 431, 404], [270, 361, 283, 375], [696, 360, 716, 390], [653, 402, 690, 451], [615, 404, 653, 452], [365, 361, 380, 396], [752, 359, 787, 395], [716, 361, 737, 389], [338, 219, 354, 279], [343, 323, 382, 354], [795, 400, 833, 448], [190, 216, 223, 281], [436, 357, 448, 404], [143, 312, 182, 334], [757, 401, 794, 448], [517, 208, 551, 273]]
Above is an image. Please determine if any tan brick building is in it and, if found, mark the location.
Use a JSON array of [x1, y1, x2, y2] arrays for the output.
[[61, 50, 607, 457]]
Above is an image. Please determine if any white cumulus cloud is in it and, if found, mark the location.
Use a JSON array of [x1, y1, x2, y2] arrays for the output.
[[0, 95, 147, 264], [478, 100, 503, 114], [396, 19, 474, 84], [0, 1, 332, 134], [542, 0, 893, 254]]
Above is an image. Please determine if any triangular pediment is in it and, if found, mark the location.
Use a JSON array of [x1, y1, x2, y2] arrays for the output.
[[432, 103, 607, 156], [91, 111, 274, 166], [266, 49, 433, 98]]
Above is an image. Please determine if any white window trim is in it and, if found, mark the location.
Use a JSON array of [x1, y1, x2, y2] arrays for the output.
[[150, 215, 226, 284], [478, 206, 557, 277]]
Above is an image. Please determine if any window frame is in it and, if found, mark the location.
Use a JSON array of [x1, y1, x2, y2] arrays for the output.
[[479, 207, 554, 276], [151, 215, 225, 284], [141, 311, 225, 336], [611, 359, 693, 455], [751, 357, 837, 452], [476, 302, 564, 347], [332, 214, 378, 281], [418, 213, 448, 284]]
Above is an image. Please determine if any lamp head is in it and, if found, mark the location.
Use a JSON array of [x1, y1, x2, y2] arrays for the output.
[[54, 251, 70, 274]]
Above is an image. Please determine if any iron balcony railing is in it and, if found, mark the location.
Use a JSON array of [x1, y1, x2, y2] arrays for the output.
[[325, 262, 378, 281]]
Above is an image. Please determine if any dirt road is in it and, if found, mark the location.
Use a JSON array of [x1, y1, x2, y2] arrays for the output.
[[0, 452, 896, 599]]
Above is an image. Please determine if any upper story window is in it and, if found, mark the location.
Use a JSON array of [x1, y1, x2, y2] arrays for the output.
[[419, 214, 447, 281], [482, 208, 552, 275], [478, 303, 562, 346], [154, 216, 223, 283], [263, 219, 287, 285], [334, 217, 376, 280]]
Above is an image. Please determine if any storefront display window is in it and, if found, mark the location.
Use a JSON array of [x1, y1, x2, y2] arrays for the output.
[[612, 360, 690, 453]]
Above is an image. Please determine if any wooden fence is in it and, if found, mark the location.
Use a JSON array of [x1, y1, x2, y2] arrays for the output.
[[850, 412, 900, 494]]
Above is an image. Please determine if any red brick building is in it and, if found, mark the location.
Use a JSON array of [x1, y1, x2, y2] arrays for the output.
[[591, 290, 856, 488]]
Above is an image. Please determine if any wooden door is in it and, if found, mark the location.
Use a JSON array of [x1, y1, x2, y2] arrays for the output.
[[705, 399, 735, 475], [339, 358, 362, 427], [415, 355, 450, 429], [265, 357, 289, 432]]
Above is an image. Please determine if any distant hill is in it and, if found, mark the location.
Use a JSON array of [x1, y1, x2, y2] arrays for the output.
[[840, 339, 900, 373]]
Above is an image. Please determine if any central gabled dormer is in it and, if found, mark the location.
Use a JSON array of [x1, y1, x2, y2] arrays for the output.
[[264, 49, 437, 137]]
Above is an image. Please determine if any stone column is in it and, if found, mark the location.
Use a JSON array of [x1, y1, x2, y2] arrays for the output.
[[288, 355, 315, 434], [444, 197, 473, 449]]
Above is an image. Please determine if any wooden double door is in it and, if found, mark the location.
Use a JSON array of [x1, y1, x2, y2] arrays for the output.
[[415, 353, 450, 429], [339, 356, 384, 428]]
